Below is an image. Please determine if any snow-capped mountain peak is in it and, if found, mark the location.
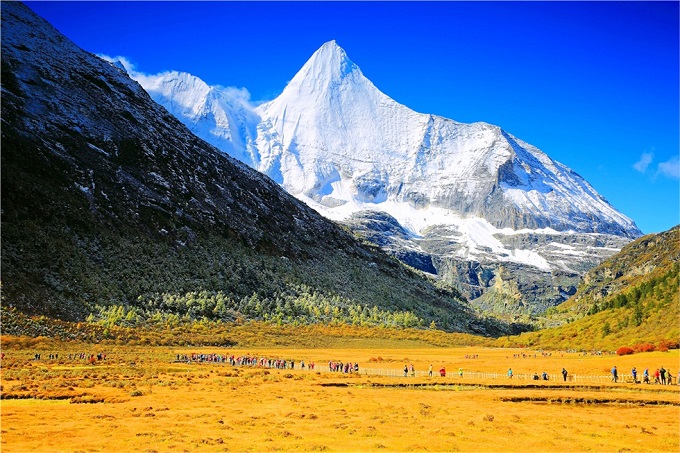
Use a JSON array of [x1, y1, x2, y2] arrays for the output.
[[127, 40, 641, 311], [251, 43, 639, 239], [291, 40, 360, 86], [256, 40, 402, 129], [256, 40, 374, 124], [127, 41, 640, 237]]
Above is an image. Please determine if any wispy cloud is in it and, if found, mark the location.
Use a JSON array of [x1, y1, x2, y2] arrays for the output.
[[97, 54, 256, 108], [99, 54, 136, 75], [633, 150, 654, 173], [657, 156, 679, 180], [633, 148, 680, 180], [98, 54, 170, 89]]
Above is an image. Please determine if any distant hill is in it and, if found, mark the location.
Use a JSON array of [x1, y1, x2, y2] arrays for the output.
[[0, 2, 509, 336], [495, 226, 679, 350]]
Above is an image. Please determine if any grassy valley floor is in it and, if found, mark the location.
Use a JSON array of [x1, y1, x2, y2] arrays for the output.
[[1, 342, 678, 452]]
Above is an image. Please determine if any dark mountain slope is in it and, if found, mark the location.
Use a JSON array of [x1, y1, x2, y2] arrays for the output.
[[1, 2, 508, 335]]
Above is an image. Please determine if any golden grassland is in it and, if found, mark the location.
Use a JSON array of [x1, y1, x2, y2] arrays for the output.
[[6, 307, 678, 354], [1, 337, 679, 453]]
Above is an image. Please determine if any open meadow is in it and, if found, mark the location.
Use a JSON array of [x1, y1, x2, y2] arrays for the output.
[[1, 340, 679, 453]]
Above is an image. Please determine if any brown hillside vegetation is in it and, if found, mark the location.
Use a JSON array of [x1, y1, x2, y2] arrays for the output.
[[1, 308, 489, 349]]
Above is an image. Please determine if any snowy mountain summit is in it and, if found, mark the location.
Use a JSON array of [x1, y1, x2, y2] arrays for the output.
[[133, 41, 642, 316], [254, 41, 638, 237]]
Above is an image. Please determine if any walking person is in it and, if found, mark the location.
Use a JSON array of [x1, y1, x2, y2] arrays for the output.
[[508, 368, 513, 379], [428, 364, 433, 377], [611, 366, 618, 383], [631, 367, 638, 383], [561, 368, 568, 382]]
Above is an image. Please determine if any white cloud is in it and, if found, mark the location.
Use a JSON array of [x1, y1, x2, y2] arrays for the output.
[[97, 54, 170, 89], [631, 148, 679, 180], [656, 155, 680, 180], [98, 54, 136, 74], [633, 151, 654, 173], [97, 54, 255, 110], [217, 85, 253, 104]]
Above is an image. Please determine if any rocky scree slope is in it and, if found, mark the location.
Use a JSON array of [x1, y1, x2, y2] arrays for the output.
[[1, 2, 507, 335]]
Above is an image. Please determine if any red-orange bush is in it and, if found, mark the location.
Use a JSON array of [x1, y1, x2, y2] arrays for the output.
[[657, 339, 679, 351], [616, 346, 634, 356], [632, 343, 655, 353]]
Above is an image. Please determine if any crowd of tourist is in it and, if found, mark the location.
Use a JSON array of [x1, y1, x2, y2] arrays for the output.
[[15, 351, 679, 385], [615, 365, 676, 385], [30, 352, 107, 362], [175, 353, 316, 370], [328, 361, 359, 373]]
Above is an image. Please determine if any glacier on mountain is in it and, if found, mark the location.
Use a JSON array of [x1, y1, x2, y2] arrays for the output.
[[114, 40, 642, 313]]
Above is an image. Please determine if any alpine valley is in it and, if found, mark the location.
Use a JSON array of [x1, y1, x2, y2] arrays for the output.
[[122, 41, 642, 320], [3, 6, 679, 453], [1, 2, 510, 335], [2, 2, 656, 339]]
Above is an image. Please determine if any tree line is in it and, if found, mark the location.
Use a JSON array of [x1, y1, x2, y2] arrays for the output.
[[86, 285, 426, 330]]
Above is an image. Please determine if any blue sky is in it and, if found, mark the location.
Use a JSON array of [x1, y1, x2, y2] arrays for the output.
[[26, 1, 679, 234]]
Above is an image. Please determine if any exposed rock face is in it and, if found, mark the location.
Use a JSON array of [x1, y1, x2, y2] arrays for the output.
[[418, 228, 630, 316], [345, 211, 437, 275], [540, 225, 680, 338], [570, 226, 680, 310]]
